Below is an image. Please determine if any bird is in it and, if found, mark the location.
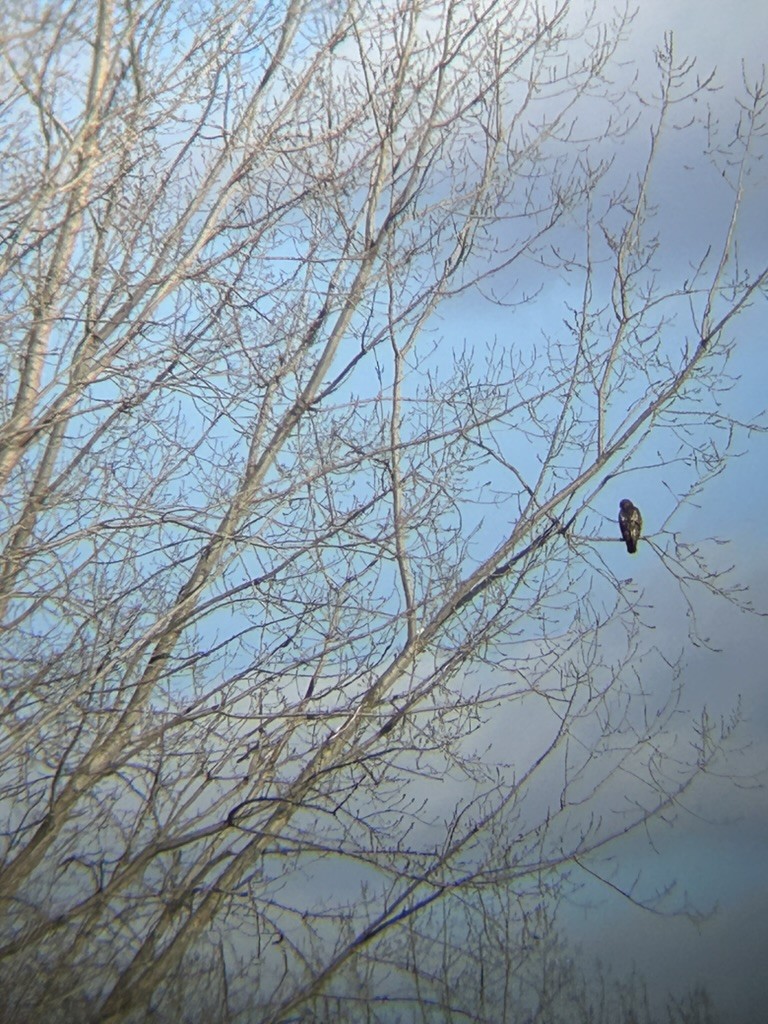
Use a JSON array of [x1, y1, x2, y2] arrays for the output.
[[618, 499, 642, 554]]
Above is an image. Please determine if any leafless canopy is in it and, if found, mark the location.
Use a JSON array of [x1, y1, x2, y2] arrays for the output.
[[0, 1, 765, 1021]]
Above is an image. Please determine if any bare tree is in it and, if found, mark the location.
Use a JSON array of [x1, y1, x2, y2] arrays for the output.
[[0, 1, 765, 1021], [334, 897, 721, 1024]]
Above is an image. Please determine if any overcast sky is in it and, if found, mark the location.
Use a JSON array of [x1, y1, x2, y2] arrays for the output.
[[562, 528, 768, 1022], [546, 2, 768, 1019]]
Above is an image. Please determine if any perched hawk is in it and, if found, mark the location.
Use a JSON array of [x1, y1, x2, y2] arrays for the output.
[[618, 499, 642, 554]]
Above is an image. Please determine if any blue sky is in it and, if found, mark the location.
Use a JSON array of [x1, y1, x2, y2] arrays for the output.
[[2, 3, 765, 1017]]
